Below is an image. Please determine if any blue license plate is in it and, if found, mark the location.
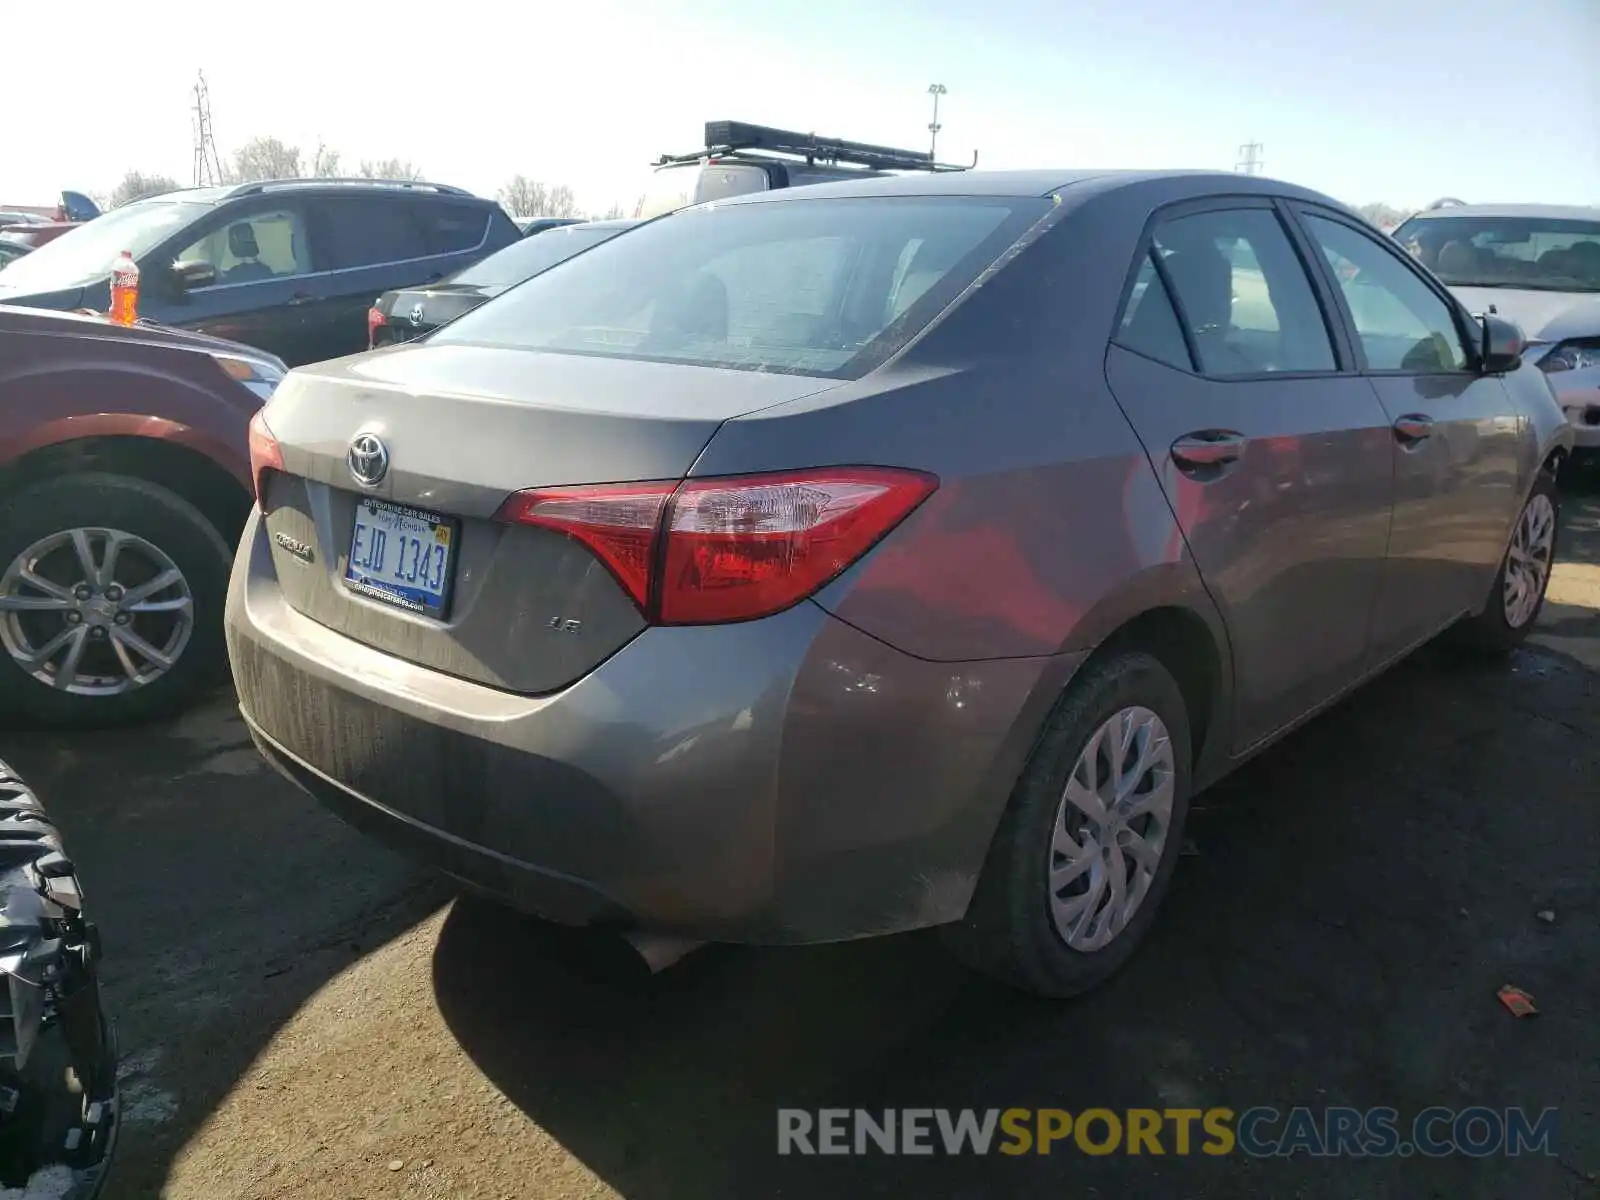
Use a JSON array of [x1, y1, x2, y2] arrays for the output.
[[344, 497, 456, 618]]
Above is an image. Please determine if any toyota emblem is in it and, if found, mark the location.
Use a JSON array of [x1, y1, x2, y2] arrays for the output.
[[408, 303, 425, 327], [347, 433, 390, 488]]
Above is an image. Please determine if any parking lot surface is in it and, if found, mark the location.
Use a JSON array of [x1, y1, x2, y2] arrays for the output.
[[3, 485, 1597, 1200]]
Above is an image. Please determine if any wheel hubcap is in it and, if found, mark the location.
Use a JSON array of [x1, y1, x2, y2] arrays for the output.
[[1503, 494, 1555, 630], [0, 527, 194, 696], [1048, 705, 1176, 952]]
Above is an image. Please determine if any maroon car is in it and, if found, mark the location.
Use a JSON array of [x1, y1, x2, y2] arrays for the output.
[[0, 305, 285, 726]]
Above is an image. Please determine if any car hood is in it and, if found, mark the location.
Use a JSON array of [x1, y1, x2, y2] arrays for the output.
[[1449, 286, 1600, 344], [0, 303, 287, 371]]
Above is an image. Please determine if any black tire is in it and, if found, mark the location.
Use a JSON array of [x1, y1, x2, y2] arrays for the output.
[[0, 472, 232, 728], [1448, 470, 1560, 656], [944, 650, 1193, 998]]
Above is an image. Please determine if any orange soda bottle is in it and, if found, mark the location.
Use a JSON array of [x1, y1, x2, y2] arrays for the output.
[[109, 250, 140, 325]]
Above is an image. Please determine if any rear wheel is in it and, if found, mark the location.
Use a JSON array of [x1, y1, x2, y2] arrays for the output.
[[1449, 471, 1559, 656], [0, 473, 233, 728], [945, 651, 1193, 997]]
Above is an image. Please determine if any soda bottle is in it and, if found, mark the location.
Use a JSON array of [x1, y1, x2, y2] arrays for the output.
[[109, 251, 140, 325]]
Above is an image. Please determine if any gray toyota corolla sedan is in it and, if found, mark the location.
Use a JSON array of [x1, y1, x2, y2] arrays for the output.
[[227, 169, 1571, 997]]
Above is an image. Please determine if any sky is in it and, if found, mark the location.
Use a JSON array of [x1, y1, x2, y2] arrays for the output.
[[8, 0, 1598, 215]]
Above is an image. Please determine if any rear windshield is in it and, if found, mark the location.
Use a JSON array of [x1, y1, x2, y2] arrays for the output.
[[1393, 214, 1600, 292], [431, 196, 1049, 379], [447, 223, 631, 289]]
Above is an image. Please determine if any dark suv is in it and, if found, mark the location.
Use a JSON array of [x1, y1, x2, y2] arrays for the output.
[[0, 180, 519, 366], [635, 120, 973, 218]]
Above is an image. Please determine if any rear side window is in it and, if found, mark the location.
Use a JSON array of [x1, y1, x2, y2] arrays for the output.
[[416, 203, 489, 255], [310, 198, 428, 269], [1150, 208, 1336, 376], [433, 196, 1049, 379], [1116, 253, 1192, 370]]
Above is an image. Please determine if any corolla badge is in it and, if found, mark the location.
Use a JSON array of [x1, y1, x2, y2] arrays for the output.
[[347, 433, 390, 488], [409, 303, 425, 327]]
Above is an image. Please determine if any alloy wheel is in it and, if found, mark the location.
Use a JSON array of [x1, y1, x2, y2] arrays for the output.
[[0, 527, 195, 695]]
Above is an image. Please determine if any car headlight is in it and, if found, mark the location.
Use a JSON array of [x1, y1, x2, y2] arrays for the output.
[[212, 352, 288, 400], [1538, 338, 1600, 373]]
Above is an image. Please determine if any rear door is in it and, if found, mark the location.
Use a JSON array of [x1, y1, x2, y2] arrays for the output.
[[1290, 206, 1527, 656], [144, 199, 320, 364], [1104, 198, 1396, 751]]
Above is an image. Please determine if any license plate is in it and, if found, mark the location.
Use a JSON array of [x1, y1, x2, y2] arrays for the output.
[[344, 498, 457, 618]]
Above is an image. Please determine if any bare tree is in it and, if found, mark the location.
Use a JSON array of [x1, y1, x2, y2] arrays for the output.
[[309, 142, 343, 178], [359, 158, 425, 182], [601, 202, 627, 220], [545, 185, 579, 220], [498, 176, 582, 219], [229, 136, 303, 183], [497, 175, 546, 219], [108, 171, 181, 208]]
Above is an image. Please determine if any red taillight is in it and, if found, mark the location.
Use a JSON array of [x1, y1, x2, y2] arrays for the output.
[[247, 409, 284, 508], [367, 306, 386, 348], [496, 467, 937, 624], [497, 481, 677, 608]]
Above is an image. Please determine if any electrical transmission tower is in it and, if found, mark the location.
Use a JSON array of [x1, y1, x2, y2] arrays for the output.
[[191, 71, 223, 187], [927, 83, 947, 160], [1235, 141, 1264, 176]]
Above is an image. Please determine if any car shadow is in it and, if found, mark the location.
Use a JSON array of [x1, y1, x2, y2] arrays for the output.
[[0, 695, 450, 1199], [433, 649, 1597, 1198]]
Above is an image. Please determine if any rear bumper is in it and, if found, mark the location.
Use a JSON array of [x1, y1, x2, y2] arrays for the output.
[[226, 508, 1077, 944]]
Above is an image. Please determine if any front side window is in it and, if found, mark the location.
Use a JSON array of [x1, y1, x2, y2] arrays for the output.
[[1304, 214, 1468, 372], [1149, 208, 1336, 376], [174, 206, 312, 286], [432, 196, 1048, 379]]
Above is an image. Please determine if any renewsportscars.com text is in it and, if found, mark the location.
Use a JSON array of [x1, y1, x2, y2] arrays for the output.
[[777, 1106, 1559, 1158]]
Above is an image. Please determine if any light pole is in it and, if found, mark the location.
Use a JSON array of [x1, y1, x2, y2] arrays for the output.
[[927, 83, 947, 160]]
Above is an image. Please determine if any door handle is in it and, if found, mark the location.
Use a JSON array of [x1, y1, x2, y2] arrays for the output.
[[1393, 414, 1434, 444], [287, 292, 315, 307], [1171, 431, 1247, 469]]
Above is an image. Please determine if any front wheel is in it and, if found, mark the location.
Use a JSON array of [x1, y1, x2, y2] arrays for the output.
[[944, 651, 1193, 998], [0, 472, 233, 728], [1449, 471, 1559, 655]]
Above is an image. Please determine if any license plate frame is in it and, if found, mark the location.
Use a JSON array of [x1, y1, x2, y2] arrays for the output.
[[343, 497, 459, 620]]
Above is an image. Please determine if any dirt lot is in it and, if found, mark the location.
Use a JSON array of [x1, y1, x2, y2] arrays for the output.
[[4, 485, 1597, 1200]]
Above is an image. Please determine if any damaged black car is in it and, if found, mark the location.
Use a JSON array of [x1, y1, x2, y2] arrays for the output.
[[1, 760, 116, 1198]]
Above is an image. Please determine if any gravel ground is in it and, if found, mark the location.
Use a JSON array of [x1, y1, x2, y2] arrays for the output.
[[3, 484, 1597, 1200]]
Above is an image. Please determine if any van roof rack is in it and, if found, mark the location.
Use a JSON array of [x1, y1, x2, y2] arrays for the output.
[[653, 120, 976, 173], [223, 178, 473, 199]]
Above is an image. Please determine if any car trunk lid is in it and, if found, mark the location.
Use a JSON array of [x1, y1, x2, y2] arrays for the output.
[[258, 342, 840, 693]]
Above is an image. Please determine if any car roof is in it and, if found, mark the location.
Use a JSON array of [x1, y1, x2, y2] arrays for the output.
[[565, 218, 643, 231], [134, 179, 486, 207], [1403, 203, 1600, 222], [711, 168, 1352, 209]]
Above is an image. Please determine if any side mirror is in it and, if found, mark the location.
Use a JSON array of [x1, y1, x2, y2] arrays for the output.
[[1478, 313, 1526, 374], [171, 260, 217, 292]]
